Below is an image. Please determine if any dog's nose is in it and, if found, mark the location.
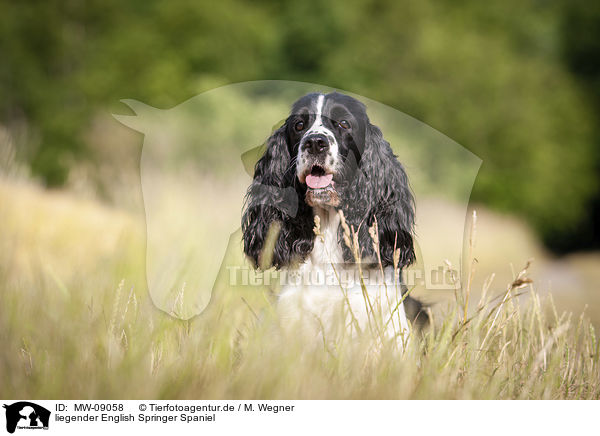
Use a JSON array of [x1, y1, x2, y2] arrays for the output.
[[302, 134, 329, 155]]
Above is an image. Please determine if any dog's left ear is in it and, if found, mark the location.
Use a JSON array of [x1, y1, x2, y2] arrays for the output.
[[343, 122, 416, 268]]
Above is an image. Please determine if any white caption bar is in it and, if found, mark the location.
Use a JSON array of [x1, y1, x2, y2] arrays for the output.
[[0, 400, 595, 435]]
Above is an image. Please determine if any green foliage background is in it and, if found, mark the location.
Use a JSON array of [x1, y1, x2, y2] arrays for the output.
[[1, 0, 599, 252]]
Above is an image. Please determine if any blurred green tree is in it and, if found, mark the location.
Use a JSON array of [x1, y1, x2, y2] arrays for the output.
[[558, 0, 600, 252], [0, 0, 597, 251]]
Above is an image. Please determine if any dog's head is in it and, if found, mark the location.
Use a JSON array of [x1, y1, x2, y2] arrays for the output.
[[242, 92, 415, 269]]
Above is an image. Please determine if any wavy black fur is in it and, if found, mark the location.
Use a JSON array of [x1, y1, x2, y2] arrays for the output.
[[242, 125, 314, 268], [338, 122, 415, 269]]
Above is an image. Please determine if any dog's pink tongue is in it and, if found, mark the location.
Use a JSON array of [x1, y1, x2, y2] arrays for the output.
[[306, 173, 333, 189]]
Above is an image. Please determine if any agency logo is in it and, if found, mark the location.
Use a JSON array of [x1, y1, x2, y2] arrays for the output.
[[2, 402, 50, 433], [114, 80, 481, 320]]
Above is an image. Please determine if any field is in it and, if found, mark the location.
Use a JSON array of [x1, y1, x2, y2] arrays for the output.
[[1, 174, 599, 400]]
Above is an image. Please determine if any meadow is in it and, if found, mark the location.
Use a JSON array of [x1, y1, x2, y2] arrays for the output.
[[1, 171, 598, 400]]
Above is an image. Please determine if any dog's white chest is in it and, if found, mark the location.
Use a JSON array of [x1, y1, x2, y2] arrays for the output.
[[277, 208, 410, 346]]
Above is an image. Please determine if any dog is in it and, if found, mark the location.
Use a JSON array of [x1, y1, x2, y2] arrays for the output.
[[242, 92, 427, 346]]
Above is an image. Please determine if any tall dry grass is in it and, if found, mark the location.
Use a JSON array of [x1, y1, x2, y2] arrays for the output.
[[0, 177, 598, 399]]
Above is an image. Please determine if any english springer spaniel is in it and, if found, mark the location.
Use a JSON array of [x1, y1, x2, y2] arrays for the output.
[[242, 92, 427, 346]]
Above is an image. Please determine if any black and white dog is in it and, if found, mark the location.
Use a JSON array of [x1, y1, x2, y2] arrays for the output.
[[242, 92, 427, 343]]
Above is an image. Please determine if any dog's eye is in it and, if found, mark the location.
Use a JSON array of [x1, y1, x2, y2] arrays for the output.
[[338, 120, 350, 129], [294, 121, 305, 131]]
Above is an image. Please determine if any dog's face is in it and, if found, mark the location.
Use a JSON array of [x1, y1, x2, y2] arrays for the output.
[[287, 92, 368, 208]]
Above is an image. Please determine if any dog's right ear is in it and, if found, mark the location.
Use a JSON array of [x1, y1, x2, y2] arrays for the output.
[[242, 122, 315, 269]]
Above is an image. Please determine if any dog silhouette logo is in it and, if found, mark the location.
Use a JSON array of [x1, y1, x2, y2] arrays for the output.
[[2, 402, 50, 433], [113, 81, 481, 320]]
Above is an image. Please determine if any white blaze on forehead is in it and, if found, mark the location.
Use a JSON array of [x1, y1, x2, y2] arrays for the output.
[[305, 94, 328, 136], [314, 94, 325, 124]]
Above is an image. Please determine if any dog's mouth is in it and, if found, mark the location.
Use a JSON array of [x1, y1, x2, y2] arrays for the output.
[[304, 165, 334, 190], [302, 165, 340, 207]]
